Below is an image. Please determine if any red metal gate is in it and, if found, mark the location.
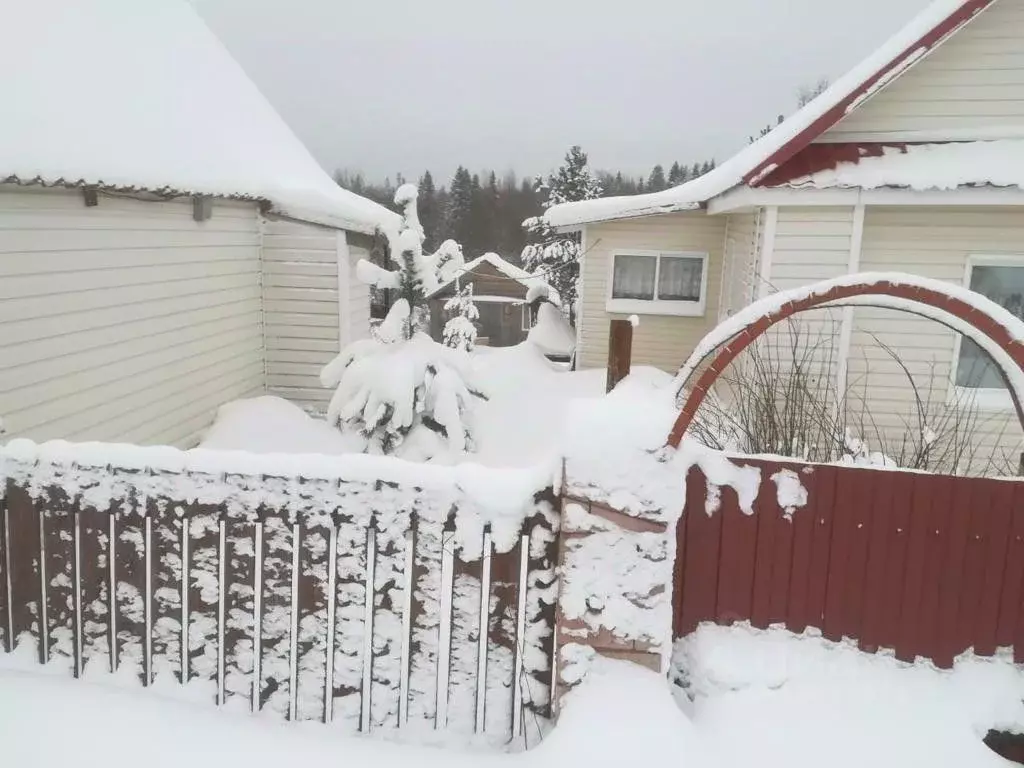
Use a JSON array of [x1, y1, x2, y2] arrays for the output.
[[673, 457, 1024, 668]]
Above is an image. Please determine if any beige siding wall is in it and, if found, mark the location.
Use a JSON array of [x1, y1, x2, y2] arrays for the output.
[[0, 186, 264, 447], [849, 207, 1024, 471], [718, 212, 759, 320], [263, 218, 369, 412], [824, 0, 1024, 141], [579, 211, 727, 372]]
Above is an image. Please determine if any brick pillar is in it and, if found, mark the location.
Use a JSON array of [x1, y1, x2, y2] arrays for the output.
[[552, 495, 673, 711]]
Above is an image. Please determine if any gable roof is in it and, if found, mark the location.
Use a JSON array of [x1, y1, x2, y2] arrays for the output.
[[0, 0, 399, 235], [430, 252, 552, 298], [543, 0, 999, 228]]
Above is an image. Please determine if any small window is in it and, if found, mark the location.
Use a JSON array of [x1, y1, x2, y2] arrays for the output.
[[521, 303, 532, 331], [607, 251, 708, 316], [954, 258, 1024, 407]]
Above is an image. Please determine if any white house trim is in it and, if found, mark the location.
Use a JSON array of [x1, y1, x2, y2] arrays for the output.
[[835, 203, 865, 400], [756, 206, 778, 299], [707, 186, 1024, 215], [336, 230, 351, 350], [577, 224, 587, 364]]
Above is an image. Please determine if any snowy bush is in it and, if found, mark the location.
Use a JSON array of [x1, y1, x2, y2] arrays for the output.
[[322, 184, 485, 458], [443, 283, 479, 352]]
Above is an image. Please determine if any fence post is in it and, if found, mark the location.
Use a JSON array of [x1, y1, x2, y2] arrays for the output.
[[605, 318, 633, 393]]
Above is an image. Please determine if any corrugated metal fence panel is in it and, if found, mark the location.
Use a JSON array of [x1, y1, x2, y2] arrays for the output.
[[676, 457, 1024, 667]]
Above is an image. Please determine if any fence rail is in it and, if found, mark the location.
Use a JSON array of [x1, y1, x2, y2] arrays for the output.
[[675, 458, 1024, 668], [0, 445, 559, 742]]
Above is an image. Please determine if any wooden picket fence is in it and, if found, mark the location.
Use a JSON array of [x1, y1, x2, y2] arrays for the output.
[[0, 449, 559, 742], [675, 457, 1024, 667]]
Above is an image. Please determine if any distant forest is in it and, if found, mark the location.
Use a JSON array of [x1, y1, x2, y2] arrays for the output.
[[334, 158, 715, 263]]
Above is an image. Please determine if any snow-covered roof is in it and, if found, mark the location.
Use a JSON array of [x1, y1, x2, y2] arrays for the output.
[[0, 0, 399, 235], [543, 0, 998, 228], [781, 140, 1024, 191], [431, 252, 552, 297]]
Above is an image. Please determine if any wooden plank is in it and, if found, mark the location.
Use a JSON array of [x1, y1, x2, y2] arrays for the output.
[[933, 476, 973, 668], [5, 480, 42, 659], [447, 539, 483, 734], [187, 509, 221, 696], [895, 473, 937, 663], [0, 496, 8, 653], [150, 499, 184, 683], [997, 484, 1024, 656], [803, 465, 837, 634], [331, 510, 370, 730], [369, 513, 407, 731], [677, 466, 723, 635], [858, 469, 895, 654], [259, 512, 295, 718], [485, 534, 522, 738], [605, 319, 633, 393], [917, 475, 955, 667], [407, 512, 444, 729], [295, 516, 332, 722], [976, 482, 1015, 656], [957, 479, 996, 657], [41, 488, 76, 670], [877, 475, 914, 653], [521, 496, 559, 720], [822, 468, 858, 642], [749, 469, 779, 630], [715, 473, 760, 625], [78, 506, 111, 673], [785, 465, 818, 633], [842, 469, 875, 649], [222, 516, 257, 708], [114, 496, 147, 681]]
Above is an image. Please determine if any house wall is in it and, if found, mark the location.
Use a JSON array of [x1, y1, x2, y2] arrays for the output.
[[262, 217, 369, 412], [823, 0, 1024, 142], [0, 185, 264, 447], [578, 211, 727, 372], [718, 211, 759, 321], [848, 206, 1024, 471]]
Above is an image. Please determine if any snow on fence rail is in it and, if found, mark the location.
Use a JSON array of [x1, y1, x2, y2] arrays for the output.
[[0, 441, 559, 742]]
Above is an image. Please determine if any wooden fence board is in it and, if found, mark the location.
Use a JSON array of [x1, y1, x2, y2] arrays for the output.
[[0, 498, 8, 653], [749, 471, 778, 630], [859, 470, 894, 654], [150, 501, 184, 682], [295, 517, 331, 722], [784, 466, 818, 633], [223, 517, 257, 708], [448, 543, 483, 733], [934, 476, 973, 668], [715, 481, 759, 625], [522, 497, 559, 721], [842, 470, 875, 650], [187, 509, 221, 695], [407, 513, 444, 729], [259, 512, 295, 718], [331, 512, 369, 730], [5, 481, 41, 658], [768, 467, 799, 626], [78, 505, 111, 674], [370, 516, 407, 731], [977, 482, 1015, 656], [877, 477, 914, 653], [41, 490, 76, 669], [114, 497, 147, 681], [678, 466, 722, 635], [485, 536, 522, 738]]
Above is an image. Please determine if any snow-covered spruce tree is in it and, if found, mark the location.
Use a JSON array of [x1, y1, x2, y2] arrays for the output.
[[443, 282, 479, 352], [321, 183, 485, 457], [521, 145, 602, 325]]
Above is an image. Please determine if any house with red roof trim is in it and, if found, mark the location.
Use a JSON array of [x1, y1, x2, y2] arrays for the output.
[[546, 0, 1024, 471]]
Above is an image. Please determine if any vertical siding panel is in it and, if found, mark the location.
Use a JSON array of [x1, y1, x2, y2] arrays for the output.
[[804, 465, 837, 634], [785, 466, 818, 633], [5, 482, 42, 658], [877, 477, 914, 652], [934, 478, 974, 667], [823, 469, 858, 641], [968, 480, 1011, 657], [897, 475, 937, 662], [678, 466, 722, 635], [715, 480, 759, 625], [842, 471, 875, 649], [998, 484, 1024, 656], [859, 470, 894, 653], [917, 476, 955, 666]]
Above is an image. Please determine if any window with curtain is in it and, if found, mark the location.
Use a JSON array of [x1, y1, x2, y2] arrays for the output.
[[609, 252, 707, 315], [956, 261, 1024, 391]]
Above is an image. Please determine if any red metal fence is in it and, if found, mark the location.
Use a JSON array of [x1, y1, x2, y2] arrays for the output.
[[674, 457, 1024, 667]]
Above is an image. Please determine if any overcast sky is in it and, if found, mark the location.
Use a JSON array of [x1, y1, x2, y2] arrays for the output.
[[193, 0, 930, 185]]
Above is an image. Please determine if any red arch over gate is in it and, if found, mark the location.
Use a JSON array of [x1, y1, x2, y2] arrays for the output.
[[666, 277, 1024, 448]]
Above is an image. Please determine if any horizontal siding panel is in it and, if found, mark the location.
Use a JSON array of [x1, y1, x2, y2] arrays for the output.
[[261, 246, 336, 262], [264, 337, 341, 353], [263, 299, 338, 316], [0, 186, 265, 446], [263, 286, 339, 303]]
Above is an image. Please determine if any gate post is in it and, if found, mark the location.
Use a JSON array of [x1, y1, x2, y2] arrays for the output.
[[605, 319, 634, 393]]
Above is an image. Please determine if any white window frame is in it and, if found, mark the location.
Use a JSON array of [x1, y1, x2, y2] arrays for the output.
[[521, 302, 532, 332], [605, 250, 709, 317], [949, 253, 1024, 412]]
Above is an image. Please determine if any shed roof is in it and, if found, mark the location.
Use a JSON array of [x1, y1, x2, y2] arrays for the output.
[[0, 0, 399, 235], [543, 0, 1000, 228]]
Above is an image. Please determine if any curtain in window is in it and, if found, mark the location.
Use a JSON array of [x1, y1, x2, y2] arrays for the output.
[[956, 264, 1024, 389], [612, 254, 656, 300], [658, 256, 703, 301]]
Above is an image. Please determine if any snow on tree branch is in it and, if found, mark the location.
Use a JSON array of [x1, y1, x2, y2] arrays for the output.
[[443, 283, 479, 353]]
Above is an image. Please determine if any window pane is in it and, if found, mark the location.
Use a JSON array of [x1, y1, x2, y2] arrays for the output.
[[956, 264, 1024, 389], [612, 254, 656, 300], [658, 256, 704, 301]]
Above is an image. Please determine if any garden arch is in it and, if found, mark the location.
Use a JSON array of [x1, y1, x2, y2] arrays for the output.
[[666, 272, 1024, 448]]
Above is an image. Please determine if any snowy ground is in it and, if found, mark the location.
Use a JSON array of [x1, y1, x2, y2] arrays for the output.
[[3, 625, 1022, 767], [202, 343, 621, 467]]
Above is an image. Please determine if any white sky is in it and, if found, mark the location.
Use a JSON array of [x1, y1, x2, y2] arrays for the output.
[[193, 0, 931, 184]]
